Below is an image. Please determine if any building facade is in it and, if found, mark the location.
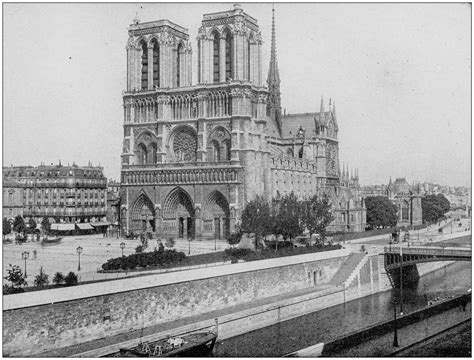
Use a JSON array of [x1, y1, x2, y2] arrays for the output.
[[120, 4, 365, 239], [3, 163, 107, 227], [386, 178, 422, 227], [3, 179, 24, 221]]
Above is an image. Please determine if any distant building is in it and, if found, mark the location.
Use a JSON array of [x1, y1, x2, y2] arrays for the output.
[[2, 178, 24, 221], [3, 163, 108, 231], [363, 178, 422, 228], [106, 179, 121, 234], [328, 167, 366, 233]]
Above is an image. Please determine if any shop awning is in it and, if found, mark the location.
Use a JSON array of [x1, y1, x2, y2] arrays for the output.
[[51, 223, 75, 231], [91, 222, 111, 227], [76, 223, 94, 230]]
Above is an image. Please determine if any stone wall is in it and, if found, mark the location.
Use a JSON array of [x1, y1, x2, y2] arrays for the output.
[[3, 250, 349, 357]]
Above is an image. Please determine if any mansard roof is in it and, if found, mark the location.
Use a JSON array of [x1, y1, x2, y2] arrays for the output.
[[3, 164, 105, 179]]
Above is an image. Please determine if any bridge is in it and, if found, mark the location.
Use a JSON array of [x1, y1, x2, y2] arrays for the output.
[[384, 243, 471, 270], [383, 242, 471, 288]]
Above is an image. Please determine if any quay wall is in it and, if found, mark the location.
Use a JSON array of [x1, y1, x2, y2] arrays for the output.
[[3, 249, 349, 357]]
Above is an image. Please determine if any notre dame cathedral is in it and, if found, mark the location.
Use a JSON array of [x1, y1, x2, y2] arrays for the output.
[[120, 4, 366, 239]]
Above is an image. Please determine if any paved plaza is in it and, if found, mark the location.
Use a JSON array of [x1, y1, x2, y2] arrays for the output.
[[2, 234, 229, 284]]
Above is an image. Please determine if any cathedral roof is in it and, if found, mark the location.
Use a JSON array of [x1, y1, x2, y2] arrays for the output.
[[280, 111, 331, 138]]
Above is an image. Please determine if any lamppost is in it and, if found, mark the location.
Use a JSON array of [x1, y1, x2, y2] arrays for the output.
[[76, 246, 83, 271], [399, 242, 404, 315], [393, 299, 399, 347], [120, 242, 125, 257], [21, 251, 29, 278]]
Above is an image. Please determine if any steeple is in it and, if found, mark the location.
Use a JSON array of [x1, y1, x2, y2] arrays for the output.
[[266, 4, 282, 135], [267, 5, 280, 87], [320, 96, 324, 115]]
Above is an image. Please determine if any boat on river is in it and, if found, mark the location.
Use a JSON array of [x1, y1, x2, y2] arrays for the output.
[[119, 331, 217, 357]]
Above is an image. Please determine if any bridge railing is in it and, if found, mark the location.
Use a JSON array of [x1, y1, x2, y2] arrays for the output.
[[384, 246, 471, 258]]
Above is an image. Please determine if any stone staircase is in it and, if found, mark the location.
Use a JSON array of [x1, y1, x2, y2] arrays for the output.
[[343, 253, 370, 289], [330, 252, 365, 286]]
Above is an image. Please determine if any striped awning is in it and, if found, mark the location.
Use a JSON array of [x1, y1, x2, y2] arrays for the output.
[[91, 222, 111, 227], [51, 223, 75, 231], [76, 223, 94, 230]]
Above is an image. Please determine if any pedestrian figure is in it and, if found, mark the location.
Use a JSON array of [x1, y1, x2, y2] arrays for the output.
[[32, 249, 37, 259], [460, 297, 468, 311]]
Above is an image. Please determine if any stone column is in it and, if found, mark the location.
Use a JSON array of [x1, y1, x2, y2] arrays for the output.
[[249, 42, 256, 85], [219, 36, 226, 83], [159, 44, 167, 88], [147, 46, 154, 90], [126, 45, 131, 91], [257, 40, 262, 87]]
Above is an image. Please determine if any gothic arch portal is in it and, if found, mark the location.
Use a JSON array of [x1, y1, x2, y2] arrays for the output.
[[163, 187, 195, 238], [131, 191, 156, 232], [203, 190, 230, 239]]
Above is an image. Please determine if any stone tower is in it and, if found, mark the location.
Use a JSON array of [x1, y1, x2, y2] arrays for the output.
[[120, 4, 270, 239]]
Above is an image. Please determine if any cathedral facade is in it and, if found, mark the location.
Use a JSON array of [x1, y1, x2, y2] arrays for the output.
[[120, 4, 365, 239]]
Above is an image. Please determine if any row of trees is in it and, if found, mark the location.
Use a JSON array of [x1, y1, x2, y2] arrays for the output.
[[3, 264, 78, 295], [422, 194, 450, 224], [239, 192, 334, 247], [365, 196, 398, 229], [364, 194, 451, 230], [3, 216, 52, 240]]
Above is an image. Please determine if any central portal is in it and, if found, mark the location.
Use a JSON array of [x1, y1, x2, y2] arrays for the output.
[[163, 187, 195, 239]]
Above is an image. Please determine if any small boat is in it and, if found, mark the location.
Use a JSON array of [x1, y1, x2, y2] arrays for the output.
[[119, 331, 217, 357]]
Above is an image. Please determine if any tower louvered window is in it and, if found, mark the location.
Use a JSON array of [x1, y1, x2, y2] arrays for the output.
[[176, 43, 182, 87], [152, 41, 159, 88], [141, 43, 148, 90], [213, 33, 219, 83], [225, 34, 233, 80]]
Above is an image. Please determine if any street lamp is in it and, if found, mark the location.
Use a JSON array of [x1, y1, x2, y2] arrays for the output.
[[393, 299, 399, 347], [120, 242, 125, 257], [21, 251, 29, 278], [76, 246, 83, 271]]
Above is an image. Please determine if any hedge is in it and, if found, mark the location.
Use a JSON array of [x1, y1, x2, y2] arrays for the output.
[[101, 249, 186, 271]]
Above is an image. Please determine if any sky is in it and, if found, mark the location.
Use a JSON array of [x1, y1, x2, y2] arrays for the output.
[[3, 2, 471, 187]]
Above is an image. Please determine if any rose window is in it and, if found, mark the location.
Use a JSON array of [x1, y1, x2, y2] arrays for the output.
[[173, 129, 197, 162]]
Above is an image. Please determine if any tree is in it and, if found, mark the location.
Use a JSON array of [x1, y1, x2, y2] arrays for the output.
[[27, 218, 37, 235], [272, 192, 304, 243], [64, 272, 78, 286], [365, 196, 398, 229], [33, 267, 49, 288], [52, 272, 65, 286], [41, 217, 51, 235], [165, 237, 175, 249], [3, 218, 12, 240], [422, 194, 451, 224], [301, 193, 334, 242], [12, 215, 26, 237], [3, 264, 27, 294], [241, 195, 272, 249]]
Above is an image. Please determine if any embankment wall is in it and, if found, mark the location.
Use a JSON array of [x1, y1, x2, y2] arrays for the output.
[[3, 249, 349, 357]]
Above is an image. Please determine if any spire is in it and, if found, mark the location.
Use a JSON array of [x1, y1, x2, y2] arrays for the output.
[[267, 5, 280, 88], [320, 96, 324, 115], [266, 4, 282, 136], [329, 98, 332, 113]]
